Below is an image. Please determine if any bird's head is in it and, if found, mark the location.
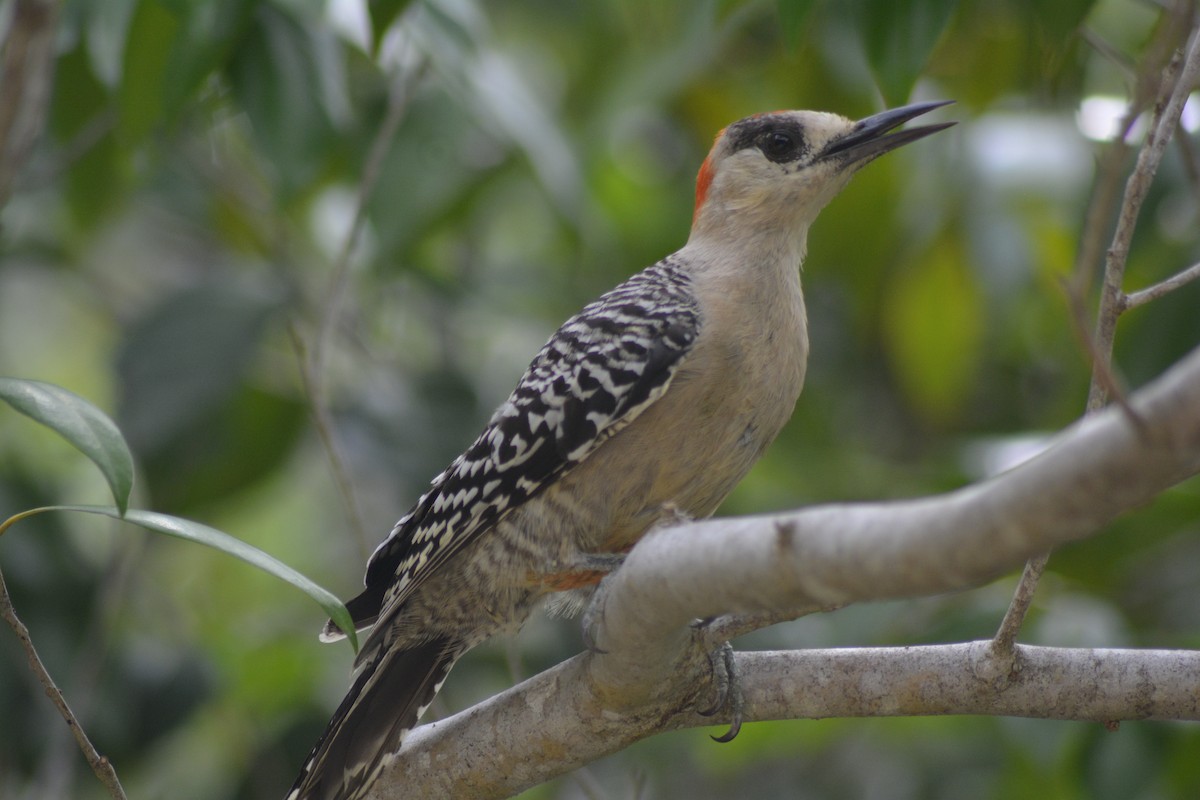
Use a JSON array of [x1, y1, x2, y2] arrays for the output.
[[690, 100, 954, 241]]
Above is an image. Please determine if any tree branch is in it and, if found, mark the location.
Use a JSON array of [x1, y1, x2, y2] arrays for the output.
[[989, 553, 1047, 654], [0, 564, 127, 800], [1090, 18, 1200, 409], [737, 645, 1200, 723], [367, 339, 1200, 799], [375, 643, 1200, 800], [1122, 260, 1200, 310], [0, 0, 60, 211]]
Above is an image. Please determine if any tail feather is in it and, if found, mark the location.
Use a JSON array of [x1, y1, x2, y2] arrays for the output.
[[287, 637, 461, 800], [319, 586, 385, 643]]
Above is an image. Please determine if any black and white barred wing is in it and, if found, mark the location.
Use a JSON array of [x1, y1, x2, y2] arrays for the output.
[[320, 263, 700, 642]]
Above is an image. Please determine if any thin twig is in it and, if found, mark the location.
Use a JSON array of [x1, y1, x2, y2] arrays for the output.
[[1123, 261, 1200, 309], [309, 63, 421, 396], [1080, 28, 1136, 79], [0, 0, 60, 211], [1068, 13, 1182, 301], [1088, 38, 1196, 409], [1065, 116, 1137, 303], [32, 536, 143, 798], [295, 59, 424, 559], [990, 555, 1047, 656], [0, 4, 125, 796], [1065, 277, 1137, 422], [289, 324, 372, 560], [0, 563, 128, 800], [1060, 276, 1146, 432]]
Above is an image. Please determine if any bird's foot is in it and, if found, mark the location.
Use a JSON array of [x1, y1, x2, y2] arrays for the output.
[[693, 622, 744, 743]]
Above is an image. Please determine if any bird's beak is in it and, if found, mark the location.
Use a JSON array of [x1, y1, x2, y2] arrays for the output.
[[822, 100, 955, 165]]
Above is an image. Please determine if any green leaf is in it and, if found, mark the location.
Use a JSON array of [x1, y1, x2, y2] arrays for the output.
[[159, 1, 259, 127], [10, 505, 358, 652], [0, 378, 135, 515], [226, 5, 346, 197], [854, 0, 961, 106], [369, 0, 417, 53], [50, 43, 125, 227], [119, 0, 181, 144]]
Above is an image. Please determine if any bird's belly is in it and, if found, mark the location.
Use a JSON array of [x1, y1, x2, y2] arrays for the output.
[[554, 336, 806, 554]]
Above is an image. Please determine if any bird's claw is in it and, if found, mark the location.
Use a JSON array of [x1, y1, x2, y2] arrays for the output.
[[697, 639, 743, 742]]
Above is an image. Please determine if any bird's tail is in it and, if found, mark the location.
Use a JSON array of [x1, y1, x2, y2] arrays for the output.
[[286, 636, 462, 800]]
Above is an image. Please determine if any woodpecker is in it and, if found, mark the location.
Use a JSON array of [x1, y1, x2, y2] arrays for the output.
[[287, 100, 954, 800]]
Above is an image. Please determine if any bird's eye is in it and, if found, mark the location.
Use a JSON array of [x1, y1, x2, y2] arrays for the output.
[[760, 130, 800, 162]]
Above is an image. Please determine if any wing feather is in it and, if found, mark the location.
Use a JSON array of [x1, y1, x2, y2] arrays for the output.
[[320, 259, 699, 643]]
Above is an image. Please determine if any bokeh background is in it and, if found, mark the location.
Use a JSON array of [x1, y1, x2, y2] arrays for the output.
[[2, 0, 1199, 797]]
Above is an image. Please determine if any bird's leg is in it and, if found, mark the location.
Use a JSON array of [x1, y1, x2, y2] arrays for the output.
[[528, 552, 626, 653], [693, 620, 744, 742], [563, 554, 626, 654], [535, 552, 627, 592]]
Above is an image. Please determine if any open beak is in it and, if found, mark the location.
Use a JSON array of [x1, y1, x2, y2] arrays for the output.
[[822, 100, 956, 165]]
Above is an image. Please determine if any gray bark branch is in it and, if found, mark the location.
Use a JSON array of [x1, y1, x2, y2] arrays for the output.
[[369, 342, 1200, 799]]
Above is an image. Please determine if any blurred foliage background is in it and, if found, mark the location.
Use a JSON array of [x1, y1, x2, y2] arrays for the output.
[[2, 0, 1199, 797]]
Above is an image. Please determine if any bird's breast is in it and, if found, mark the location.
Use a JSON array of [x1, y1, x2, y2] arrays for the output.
[[554, 272, 809, 553]]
